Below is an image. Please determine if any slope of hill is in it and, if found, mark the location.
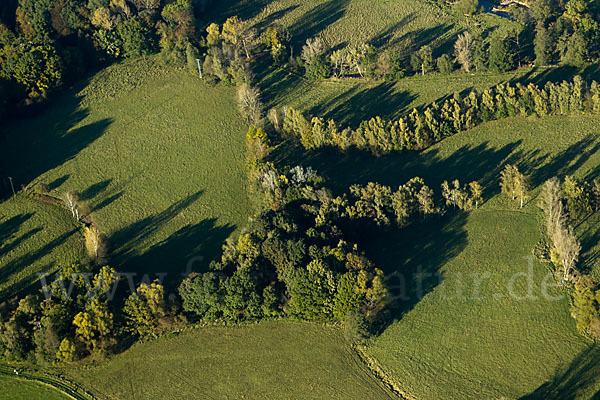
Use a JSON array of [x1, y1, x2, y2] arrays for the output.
[[0, 196, 85, 300], [0, 57, 252, 289], [66, 322, 397, 399]]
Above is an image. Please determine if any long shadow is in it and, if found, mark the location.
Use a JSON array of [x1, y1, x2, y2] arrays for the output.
[[0, 92, 112, 188], [0, 229, 78, 301], [108, 191, 234, 290], [310, 84, 417, 127], [273, 123, 600, 200], [0, 213, 34, 246], [289, 0, 350, 47], [361, 212, 469, 331], [515, 64, 600, 87], [273, 140, 522, 197], [127, 219, 236, 290], [0, 226, 43, 259], [520, 345, 600, 400], [201, 0, 271, 25], [251, 5, 300, 32], [80, 179, 112, 201]]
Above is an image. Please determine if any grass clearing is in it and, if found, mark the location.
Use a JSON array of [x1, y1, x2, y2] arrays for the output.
[[66, 321, 396, 399], [0, 57, 252, 288], [0, 375, 72, 400], [0, 196, 85, 300]]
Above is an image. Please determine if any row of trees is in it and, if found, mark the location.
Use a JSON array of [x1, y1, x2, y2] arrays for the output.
[[534, 175, 600, 338], [280, 76, 600, 156]]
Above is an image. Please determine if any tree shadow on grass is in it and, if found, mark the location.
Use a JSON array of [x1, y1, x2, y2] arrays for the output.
[[273, 129, 600, 201], [520, 345, 600, 400], [251, 5, 300, 32], [126, 219, 236, 291], [0, 229, 78, 301], [289, 0, 350, 47], [360, 212, 469, 330], [0, 93, 112, 189], [273, 139, 522, 197], [109, 191, 236, 290], [308, 84, 417, 127], [80, 179, 112, 201], [0, 213, 34, 246]]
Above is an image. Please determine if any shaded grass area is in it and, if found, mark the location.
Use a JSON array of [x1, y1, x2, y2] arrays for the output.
[[367, 211, 595, 399], [258, 66, 534, 126], [274, 115, 600, 198], [66, 322, 396, 400], [0, 375, 72, 400], [0, 57, 251, 289], [273, 114, 600, 398], [0, 196, 85, 301]]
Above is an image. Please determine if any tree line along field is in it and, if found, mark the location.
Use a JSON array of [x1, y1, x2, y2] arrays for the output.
[[65, 322, 397, 399], [0, 56, 252, 286], [273, 114, 600, 398]]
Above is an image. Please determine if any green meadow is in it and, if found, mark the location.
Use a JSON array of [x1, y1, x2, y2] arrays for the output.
[[1, 57, 251, 290], [66, 322, 396, 399]]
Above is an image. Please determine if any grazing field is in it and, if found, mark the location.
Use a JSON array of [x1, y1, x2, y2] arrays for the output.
[[0, 375, 72, 400], [0, 57, 252, 288], [209, 0, 516, 52], [66, 322, 396, 399], [258, 66, 536, 126], [273, 115, 600, 399], [0, 196, 85, 300]]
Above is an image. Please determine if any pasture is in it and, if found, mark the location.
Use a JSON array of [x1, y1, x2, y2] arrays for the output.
[[0, 196, 85, 300], [0, 375, 72, 400], [286, 114, 600, 399], [66, 322, 396, 399], [0, 56, 252, 290]]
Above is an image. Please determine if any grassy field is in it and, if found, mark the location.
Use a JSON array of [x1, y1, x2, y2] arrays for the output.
[[272, 114, 600, 399], [0, 196, 85, 300], [0, 57, 252, 289], [258, 66, 537, 126], [209, 0, 516, 52], [0, 375, 72, 400], [66, 322, 396, 399]]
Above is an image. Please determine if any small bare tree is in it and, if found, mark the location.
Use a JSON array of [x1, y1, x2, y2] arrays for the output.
[[238, 84, 264, 126], [454, 31, 474, 72], [61, 191, 79, 219], [85, 225, 107, 264], [301, 37, 325, 65]]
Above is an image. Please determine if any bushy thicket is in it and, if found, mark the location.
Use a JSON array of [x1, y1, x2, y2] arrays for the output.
[[281, 76, 600, 156], [179, 164, 482, 327], [0, 263, 182, 363]]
